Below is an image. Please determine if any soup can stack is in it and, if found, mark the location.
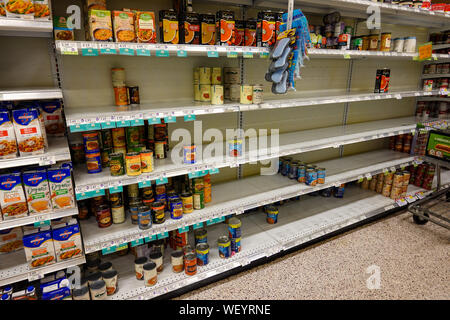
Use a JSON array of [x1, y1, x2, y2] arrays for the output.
[[227, 217, 242, 256], [83, 131, 102, 174], [224, 67, 241, 102]]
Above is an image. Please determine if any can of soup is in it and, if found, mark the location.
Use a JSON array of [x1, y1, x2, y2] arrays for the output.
[[181, 192, 194, 214], [196, 243, 209, 266], [184, 253, 197, 276], [240, 85, 253, 104], [112, 128, 126, 147], [218, 236, 231, 259], [140, 150, 153, 173], [170, 197, 183, 220], [83, 132, 100, 154], [194, 228, 207, 245], [86, 152, 102, 174], [126, 152, 142, 176], [211, 85, 224, 105], [266, 205, 279, 224], [228, 217, 242, 239], [252, 85, 264, 104], [317, 168, 326, 184], [306, 169, 318, 186]]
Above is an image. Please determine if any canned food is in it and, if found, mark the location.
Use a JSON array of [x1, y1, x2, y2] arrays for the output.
[[181, 192, 194, 214], [114, 86, 128, 106], [231, 237, 241, 255], [266, 205, 278, 224], [240, 85, 253, 104], [183, 244, 195, 256], [149, 251, 163, 273], [112, 68, 126, 86], [361, 178, 370, 190], [228, 217, 242, 239], [101, 148, 111, 168], [183, 144, 196, 164], [211, 85, 224, 105], [96, 204, 112, 228], [193, 191, 204, 210], [252, 85, 264, 104], [138, 205, 152, 230], [83, 132, 100, 154], [288, 161, 299, 180], [111, 205, 125, 224], [128, 86, 140, 105], [317, 168, 326, 184], [152, 202, 166, 224], [126, 152, 142, 176], [306, 169, 318, 186], [112, 128, 126, 147], [184, 253, 197, 276], [196, 243, 209, 266], [70, 143, 85, 165], [218, 236, 231, 259], [297, 165, 306, 183], [194, 84, 201, 101], [193, 67, 200, 84], [194, 228, 207, 245], [143, 262, 157, 287], [134, 257, 147, 280], [170, 197, 183, 220], [199, 67, 211, 85], [380, 32, 391, 51], [229, 84, 240, 102], [113, 146, 127, 156], [192, 177, 204, 192], [211, 67, 222, 85], [228, 139, 243, 157], [171, 251, 184, 273], [86, 152, 102, 174], [155, 184, 166, 195], [199, 85, 211, 102], [140, 150, 153, 173], [154, 141, 167, 159], [125, 127, 139, 147], [223, 67, 240, 84], [127, 183, 140, 198], [203, 185, 212, 203], [109, 192, 123, 207], [129, 206, 139, 225], [368, 34, 379, 51]]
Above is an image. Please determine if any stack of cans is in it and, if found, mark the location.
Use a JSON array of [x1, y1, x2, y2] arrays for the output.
[[227, 217, 242, 256]]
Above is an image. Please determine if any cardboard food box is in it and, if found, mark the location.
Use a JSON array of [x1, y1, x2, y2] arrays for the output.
[[4, 0, 34, 20], [34, 0, 50, 20], [0, 227, 23, 255], [40, 100, 65, 137], [426, 130, 450, 162], [0, 108, 18, 160], [113, 10, 135, 42], [88, 9, 113, 42], [0, 172, 28, 220], [159, 9, 179, 44], [135, 11, 156, 43], [47, 167, 75, 210], [53, 16, 75, 41], [52, 220, 83, 262], [23, 227, 56, 269], [23, 170, 52, 215], [12, 108, 46, 156]]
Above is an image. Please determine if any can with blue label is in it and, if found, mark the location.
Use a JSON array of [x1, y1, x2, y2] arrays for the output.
[[333, 184, 345, 198], [231, 237, 241, 255], [228, 217, 242, 239], [288, 161, 299, 180], [320, 188, 332, 197], [306, 169, 318, 186], [266, 205, 279, 224], [297, 165, 306, 183], [281, 157, 292, 176], [317, 168, 326, 184], [218, 236, 231, 259], [170, 197, 183, 220], [194, 228, 207, 245], [196, 243, 209, 266]]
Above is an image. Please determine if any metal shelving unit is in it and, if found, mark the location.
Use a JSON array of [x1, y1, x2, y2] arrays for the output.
[[0, 88, 63, 102], [0, 18, 53, 37]]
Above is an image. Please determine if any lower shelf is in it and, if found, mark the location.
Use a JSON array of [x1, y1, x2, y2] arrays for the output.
[[104, 170, 449, 300]]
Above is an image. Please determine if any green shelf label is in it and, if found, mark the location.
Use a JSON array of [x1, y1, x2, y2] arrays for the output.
[[87, 123, 101, 130], [69, 124, 86, 133], [157, 232, 169, 239], [209, 168, 220, 175], [119, 48, 135, 56], [155, 177, 168, 185], [148, 117, 161, 125], [193, 222, 204, 230], [136, 49, 151, 56], [243, 52, 253, 59], [164, 116, 177, 123], [207, 51, 219, 58], [156, 50, 169, 57], [101, 121, 116, 129], [102, 246, 117, 255], [227, 51, 238, 58], [178, 226, 189, 234], [184, 114, 196, 122], [144, 235, 157, 243], [177, 50, 187, 57], [100, 48, 117, 55], [138, 181, 151, 188], [116, 120, 131, 128], [131, 119, 145, 126], [130, 239, 144, 247], [109, 186, 123, 194], [260, 52, 269, 59], [81, 48, 99, 56], [34, 220, 50, 228]]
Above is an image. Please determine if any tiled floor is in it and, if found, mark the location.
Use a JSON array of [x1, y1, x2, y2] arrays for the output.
[[176, 211, 450, 300]]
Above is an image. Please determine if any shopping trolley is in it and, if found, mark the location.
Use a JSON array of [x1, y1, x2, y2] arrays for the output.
[[408, 130, 450, 229]]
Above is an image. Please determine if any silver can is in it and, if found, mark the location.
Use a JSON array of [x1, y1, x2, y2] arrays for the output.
[[252, 84, 264, 104]]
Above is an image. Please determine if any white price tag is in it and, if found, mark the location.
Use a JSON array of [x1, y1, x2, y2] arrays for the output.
[[60, 42, 78, 55]]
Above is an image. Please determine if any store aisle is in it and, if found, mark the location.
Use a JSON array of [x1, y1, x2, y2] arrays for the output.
[[176, 211, 450, 300]]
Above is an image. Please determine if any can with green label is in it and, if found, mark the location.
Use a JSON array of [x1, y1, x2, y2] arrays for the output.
[[126, 127, 141, 146], [109, 152, 125, 176], [193, 191, 204, 210]]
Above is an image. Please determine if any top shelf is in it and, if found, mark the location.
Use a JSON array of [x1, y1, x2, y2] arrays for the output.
[[203, 0, 450, 29], [0, 18, 53, 37]]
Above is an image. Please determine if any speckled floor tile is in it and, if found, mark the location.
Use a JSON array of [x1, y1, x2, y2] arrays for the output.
[[175, 211, 450, 300]]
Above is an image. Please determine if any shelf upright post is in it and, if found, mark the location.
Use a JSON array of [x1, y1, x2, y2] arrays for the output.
[[237, 4, 247, 180]]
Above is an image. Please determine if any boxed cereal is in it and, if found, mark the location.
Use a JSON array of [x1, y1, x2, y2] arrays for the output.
[[4, 0, 34, 19], [23, 227, 56, 269], [52, 220, 83, 262], [0, 227, 23, 255], [23, 169, 52, 215], [12, 107, 46, 156], [0, 172, 28, 220], [34, 0, 50, 20], [53, 16, 75, 41], [112, 10, 135, 42], [47, 167, 75, 210], [135, 11, 156, 43], [40, 100, 65, 137], [88, 9, 113, 42], [0, 108, 18, 160]]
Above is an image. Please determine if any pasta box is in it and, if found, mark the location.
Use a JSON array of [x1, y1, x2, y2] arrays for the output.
[[23, 169, 52, 215], [47, 167, 75, 210], [0, 173, 28, 220], [23, 227, 56, 269], [52, 220, 82, 262]]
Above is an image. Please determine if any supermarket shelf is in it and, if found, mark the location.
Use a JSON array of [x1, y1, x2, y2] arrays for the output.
[[0, 207, 78, 231], [0, 137, 71, 170], [0, 88, 63, 102], [417, 96, 450, 102], [72, 116, 423, 196], [107, 169, 450, 300], [0, 18, 53, 37], [55, 41, 450, 61], [65, 91, 437, 128], [433, 43, 450, 51], [422, 73, 450, 79], [0, 251, 85, 287], [79, 149, 419, 253]]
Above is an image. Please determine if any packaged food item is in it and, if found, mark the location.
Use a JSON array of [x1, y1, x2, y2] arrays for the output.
[[257, 11, 277, 47], [40, 100, 65, 137], [88, 10, 113, 42], [234, 20, 245, 46], [112, 10, 135, 42], [23, 170, 51, 215], [0, 173, 28, 220], [135, 11, 157, 43], [216, 10, 235, 46], [0, 109, 18, 160], [23, 227, 56, 269], [4, 0, 34, 19], [159, 9, 179, 44], [244, 19, 257, 47], [126, 152, 141, 176], [85, 152, 102, 174], [0, 228, 23, 255], [34, 0, 50, 20], [180, 11, 200, 44], [52, 220, 82, 262], [0, 1, 6, 16], [85, 0, 106, 11], [47, 167, 75, 210], [53, 15, 74, 40], [200, 13, 215, 45], [12, 108, 46, 156]]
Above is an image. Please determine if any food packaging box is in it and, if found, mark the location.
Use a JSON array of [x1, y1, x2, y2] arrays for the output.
[[135, 11, 156, 43], [200, 13, 215, 45], [12, 107, 46, 156], [34, 0, 50, 20], [52, 221, 83, 262], [23, 227, 57, 269], [23, 169, 52, 215], [0, 108, 18, 160], [159, 9, 179, 44], [0, 172, 28, 220], [0, 227, 23, 255], [40, 100, 65, 137], [216, 10, 235, 46], [4, 0, 34, 20], [88, 9, 113, 42], [112, 10, 135, 42], [47, 167, 75, 210], [180, 11, 200, 45], [53, 16, 75, 41]]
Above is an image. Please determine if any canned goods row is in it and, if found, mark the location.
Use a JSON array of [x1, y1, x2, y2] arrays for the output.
[[279, 157, 326, 186], [111, 68, 140, 107], [360, 169, 412, 200], [416, 101, 449, 121], [389, 134, 413, 155]]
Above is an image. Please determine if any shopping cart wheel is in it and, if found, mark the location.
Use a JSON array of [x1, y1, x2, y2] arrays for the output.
[[413, 213, 429, 225]]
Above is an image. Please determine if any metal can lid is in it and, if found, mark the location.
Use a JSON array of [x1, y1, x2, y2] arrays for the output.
[[228, 217, 241, 228], [195, 228, 207, 237], [126, 152, 140, 156], [73, 287, 89, 296], [87, 271, 102, 282], [196, 243, 209, 251], [152, 202, 164, 209], [138, 205, 150, 212], [149, 251, 162, 259], [181, 192, 193, 198], [185, 252, 196, 260], [171, 250, 184, 258], [135, 257, 148, 265], [218, 235, 230, 244], [143, 262, 156, 271], [98, 261, 112, 271]]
